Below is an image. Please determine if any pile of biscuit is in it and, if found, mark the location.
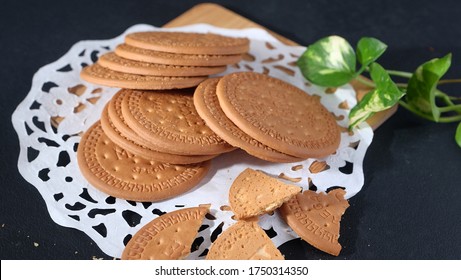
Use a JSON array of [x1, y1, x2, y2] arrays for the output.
[[78, 31, 249, 202], [81, 31, 248, 90], [77, 31, 345, 259]]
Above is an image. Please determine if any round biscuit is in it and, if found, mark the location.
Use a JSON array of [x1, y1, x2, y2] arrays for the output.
[[100, 103, 217, 164], [98, 52, 227, 76], [80, 63, 207, 90], [121, 89, 235, 156], [115, 44, 242, 66], [193, 78, 304, 163], [125, 31, 250, 55], [216, 72, 341, 158], [77, 121, 211, 202]]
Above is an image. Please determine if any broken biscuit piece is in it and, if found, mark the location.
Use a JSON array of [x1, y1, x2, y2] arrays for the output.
[[229, 168, 302, 220], [121, 206, 209, 260], [279, 189, 349, 256], [206, 221, 284, 260]]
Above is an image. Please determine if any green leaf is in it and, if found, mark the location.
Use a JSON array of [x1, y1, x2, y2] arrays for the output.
[[404, 54, 452, 122], [297, 35, 356, 87], [356, 37, 387, 69], [349, 63, 405, 128], [456, 122, 461, 148]]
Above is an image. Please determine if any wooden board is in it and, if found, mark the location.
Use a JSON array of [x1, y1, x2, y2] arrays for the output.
[[164, 3, 397, 130]]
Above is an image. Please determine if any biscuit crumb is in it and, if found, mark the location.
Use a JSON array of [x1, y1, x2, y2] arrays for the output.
[[309, 161, 329, 173], [278, 173, 302, 183], [33, 242, 39, 247], [92, 256, 104, 260], [220, 205, 232, 211], [1, 224, 5, 228], [291, 165, 303, 171], [75, 251, 78, 254]]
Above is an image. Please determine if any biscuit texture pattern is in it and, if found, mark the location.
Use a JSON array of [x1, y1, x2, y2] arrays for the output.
[[77, 122, 210, 201], [122, 206, 209, 260], [125, 31, 250, 55], [217, 72, 341, 158]]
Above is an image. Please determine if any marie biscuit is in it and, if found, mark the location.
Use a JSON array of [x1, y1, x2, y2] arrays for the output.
[[122, 206, 209, 260], [125, 31, 250, 55], [77, 121, 211, 202], [216, 72, 341, 158]]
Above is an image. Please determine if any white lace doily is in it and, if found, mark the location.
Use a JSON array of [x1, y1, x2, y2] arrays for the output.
[[12, 24, 373, 258]]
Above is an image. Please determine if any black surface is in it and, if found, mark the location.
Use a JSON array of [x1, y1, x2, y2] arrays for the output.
[[1, 0, 461, 260]]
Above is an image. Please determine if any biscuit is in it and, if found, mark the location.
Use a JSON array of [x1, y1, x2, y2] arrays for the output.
[[80, 63, 207, 90], [107, 89, 154, 149], [122, 206, 209, 260], [100, 103, 216, 164], [216, 72, 341, 158], [194, 78, 303, 163], [77, 121, 211, 202], [105, 89, 216, 164], [98, 52, 227, 76], [115, 44, 243, 67], [206, 221, 284, 260], [279, 189, 349, 256], [125, 31, 250, 55], [121, 88, 235, 156], [229, 168, 301, 219]]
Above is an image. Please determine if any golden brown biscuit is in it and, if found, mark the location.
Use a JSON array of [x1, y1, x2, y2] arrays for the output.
[[100, 103, 217, 164], [279, 189, 349, 256], [122, 206, 209, 260], [77, 121, 210, 202], [206, 221, 284, 260], [98, 52, 226, 76], [121, 88, 235, 156], [115, 44, 243, 67], [194, 78, 304, 163], [80, 63, 207, 90], [125, 31, 250, 55], [229, 168, 302, 219], [216, 72, 341, 158]]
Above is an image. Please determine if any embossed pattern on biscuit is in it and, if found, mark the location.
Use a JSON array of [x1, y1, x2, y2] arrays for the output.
[[125, 31, 250, 55], [122, 89, 235, 155], [217, 72, 341, 158], [279, 189, 349, 256], [98, 52, 226, 76], [77, 122, 211, 202], [206, 221, 284, 260], [122, 206, 209, 260], [115, 44, 243, 66], [229, 168, 301, 219], [80, 63, 207, 90], [194, 78, 302, 163], [101, 103, 216, 164]]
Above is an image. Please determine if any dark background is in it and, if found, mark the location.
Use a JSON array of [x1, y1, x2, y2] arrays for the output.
[[1, 0, 460, 259]]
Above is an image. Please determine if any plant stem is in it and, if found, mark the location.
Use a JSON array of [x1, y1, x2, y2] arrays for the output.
[[399, 100, 461, 123], [398, 100, 436, 121], [355, 75, 375, 88], [435, 90, 461, 114], [438, 79, 461, 85], [438, 104, 461, 113], [438, 115, 461, 123], [386, 70, 413, 78]]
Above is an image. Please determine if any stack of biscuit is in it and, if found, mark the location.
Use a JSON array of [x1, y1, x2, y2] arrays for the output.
[[81, 31, 249, 90], [78, 30, 342, 203], [77, 31, 249, 202], [193, 72, 341, 163]]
